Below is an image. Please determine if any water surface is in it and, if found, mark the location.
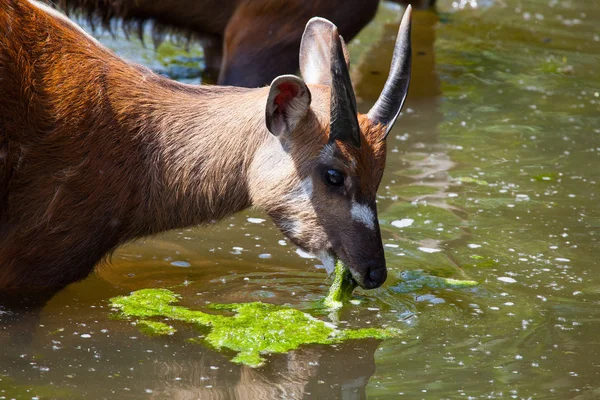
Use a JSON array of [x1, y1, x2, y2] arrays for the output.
[[1, 0, 599, 398]]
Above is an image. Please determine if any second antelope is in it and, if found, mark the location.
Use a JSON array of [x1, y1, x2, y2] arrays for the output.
[[0, 0, 412, 291], [47, 0, 430, 86]]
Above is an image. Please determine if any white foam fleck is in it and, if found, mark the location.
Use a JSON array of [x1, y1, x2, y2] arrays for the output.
[[247, 218, 266, 224], [171, 261, 191, 268], [498, 277, 517, 283], [391, 218, 414, 228], [418, 247, 442, 253]]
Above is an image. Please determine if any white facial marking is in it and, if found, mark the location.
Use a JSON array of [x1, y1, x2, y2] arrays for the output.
[[279, 219, 303, 238], [28, 0, 104, 47], [316, 251, 336, 275], [295, 249, 334, 275], [319, 143, 336, 162], [285, 177, 314, 206], [296, 248, 315, 259], [300, 177, 313, 199], [351, 201, 376, 231]]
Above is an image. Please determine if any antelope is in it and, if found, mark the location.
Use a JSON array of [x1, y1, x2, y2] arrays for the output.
[[0, 0, 412, 291], [46, 0, 428, 87]]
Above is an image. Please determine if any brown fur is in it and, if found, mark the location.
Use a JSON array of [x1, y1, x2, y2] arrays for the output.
[[0, 1, 390, 289], [45, 0, 433, 86]]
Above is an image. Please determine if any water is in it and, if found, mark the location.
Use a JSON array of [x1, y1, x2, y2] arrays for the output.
[[1, 0, 599, 398]]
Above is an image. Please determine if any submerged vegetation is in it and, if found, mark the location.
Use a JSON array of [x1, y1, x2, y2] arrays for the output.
[[0, 375, 74, 399], [391, 269, 479, 293], [110, 288, 399, 367]]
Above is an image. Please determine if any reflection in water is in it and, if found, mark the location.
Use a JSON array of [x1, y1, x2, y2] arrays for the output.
[[150, 341, 380, 400], [0, 288, 63, 348], [0, 273, 382, 399]]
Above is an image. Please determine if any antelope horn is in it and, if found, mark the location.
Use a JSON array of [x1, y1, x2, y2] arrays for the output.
[[367, 5, 413, 139], [329, 28, 361, 148]]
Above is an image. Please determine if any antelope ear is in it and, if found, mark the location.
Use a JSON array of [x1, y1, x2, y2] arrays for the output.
[[299, 17, 350, 85], [265, 75, 312, 137]]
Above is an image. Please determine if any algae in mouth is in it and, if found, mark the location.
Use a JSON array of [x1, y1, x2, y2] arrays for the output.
[[323, 260, 358, 309], [110, 288, 399, 367], [324, 262, 479, 305]]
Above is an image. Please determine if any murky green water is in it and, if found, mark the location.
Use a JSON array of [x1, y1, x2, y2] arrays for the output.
[[2, 0, 599, 398]]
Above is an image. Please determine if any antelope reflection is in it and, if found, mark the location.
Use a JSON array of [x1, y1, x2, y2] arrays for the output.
[[150, 341, 381, 400]]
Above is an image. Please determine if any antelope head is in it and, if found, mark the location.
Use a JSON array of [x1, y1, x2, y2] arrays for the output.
[[248, 7, 412, 289]]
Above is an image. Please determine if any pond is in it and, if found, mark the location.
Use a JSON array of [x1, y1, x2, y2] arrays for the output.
[[1, 0, 599, 398]]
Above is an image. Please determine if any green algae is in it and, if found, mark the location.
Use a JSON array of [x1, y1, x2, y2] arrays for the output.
[[110, 288, 399, 367], [455, 176, 489, 186], [336, 327, 399, 341], [323, 261, 357, 309], [391, 270, 478, 294], [136, 320, 176, 336]]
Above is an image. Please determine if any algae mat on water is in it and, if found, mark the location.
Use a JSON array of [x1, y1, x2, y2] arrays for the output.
[[110, 288, 399, 367]]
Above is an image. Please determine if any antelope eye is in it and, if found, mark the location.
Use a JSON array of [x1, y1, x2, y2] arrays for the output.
[[325, 169, 345, 187]]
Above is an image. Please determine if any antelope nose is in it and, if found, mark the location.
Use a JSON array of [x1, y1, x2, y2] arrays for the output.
[[362, 262, 387, 289]]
